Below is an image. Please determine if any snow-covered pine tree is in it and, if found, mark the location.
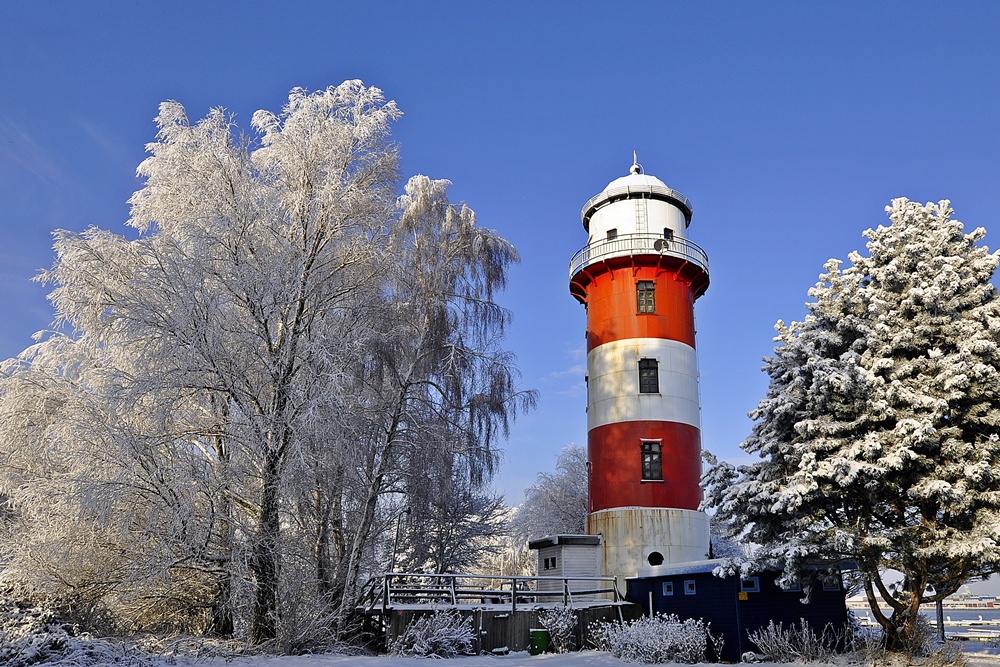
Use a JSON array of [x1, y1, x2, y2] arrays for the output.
[[704, 199, 1000, 651]]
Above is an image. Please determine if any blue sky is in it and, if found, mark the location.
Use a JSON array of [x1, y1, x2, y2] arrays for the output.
[[1, 2, 999, 504]]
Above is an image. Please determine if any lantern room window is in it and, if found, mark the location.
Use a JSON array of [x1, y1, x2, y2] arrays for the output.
[[638, 358, 659, 394], [637, 280, 655, 314], [641, 441, 663, 481]]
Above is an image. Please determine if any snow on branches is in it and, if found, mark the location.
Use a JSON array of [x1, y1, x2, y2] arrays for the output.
[[0, 81, 533, 647], [703, 199, 1000, 650]]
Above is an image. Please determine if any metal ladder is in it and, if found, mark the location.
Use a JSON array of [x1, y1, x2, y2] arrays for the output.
[[634, 197, 648, 234]]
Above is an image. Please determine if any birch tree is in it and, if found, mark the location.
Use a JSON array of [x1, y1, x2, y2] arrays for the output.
[[513, 444, 588, 542], [704, 199, 1000, 650], [0, 81, 532, 645]]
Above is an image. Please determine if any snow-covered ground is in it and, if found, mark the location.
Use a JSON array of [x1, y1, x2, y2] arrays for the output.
[[174, 646, 1000, 667]]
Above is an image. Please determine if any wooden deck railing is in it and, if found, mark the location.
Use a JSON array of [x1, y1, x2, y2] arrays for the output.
[[362, 572, 622, 615]]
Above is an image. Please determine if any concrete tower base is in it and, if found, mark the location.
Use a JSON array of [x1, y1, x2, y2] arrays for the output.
[[587, 507, 710, 580]]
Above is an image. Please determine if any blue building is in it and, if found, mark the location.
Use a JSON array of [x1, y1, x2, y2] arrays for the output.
[[626, 559, 849, 663]]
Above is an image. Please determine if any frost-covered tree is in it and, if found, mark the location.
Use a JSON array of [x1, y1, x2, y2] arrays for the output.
[[394, 470, 509, 574], [0, 81, 532, 645], [704, 199, 1000, 650], [513, 444, 587, 542], [701, 453, 745, 560]]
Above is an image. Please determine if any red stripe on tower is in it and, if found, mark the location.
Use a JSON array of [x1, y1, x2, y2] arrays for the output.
[[569, 158, 711, 579]]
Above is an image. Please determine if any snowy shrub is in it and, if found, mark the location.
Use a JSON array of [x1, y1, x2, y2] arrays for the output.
[[537, 605, 576, 653], [747, 618, 848, 663], [589, 613, 723, 664], [856, 614, 966, 667], [922, 644, 967, 667], [862, 640, 966, 667], [389, 607, 474, 658], [0, 587, 154, 666]]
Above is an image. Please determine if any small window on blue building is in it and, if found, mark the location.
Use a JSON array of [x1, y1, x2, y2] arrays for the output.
[[684, 580, 696, 595], [740, 577, 760, 593], [822, 578, 840, 592], [782, 581, 802, 593], [662, 581, 674, 596]]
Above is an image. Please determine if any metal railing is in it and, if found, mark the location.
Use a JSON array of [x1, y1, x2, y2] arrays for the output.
[[581, 183, 693, 227], [568, 232, 710, 279], [365, 572, 622, 614]]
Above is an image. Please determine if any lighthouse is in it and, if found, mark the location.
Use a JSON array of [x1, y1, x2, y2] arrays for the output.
[[569, 158, 711, 580]]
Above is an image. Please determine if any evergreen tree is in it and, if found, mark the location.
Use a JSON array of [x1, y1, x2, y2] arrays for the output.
[[704, 199, 1000, 650]]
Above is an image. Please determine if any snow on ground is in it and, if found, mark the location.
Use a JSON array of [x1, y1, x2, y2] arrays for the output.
[[173, 646, 1000, 667]]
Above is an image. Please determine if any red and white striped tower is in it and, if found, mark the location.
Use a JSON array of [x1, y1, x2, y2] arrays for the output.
[[569, 158, 711, 579]]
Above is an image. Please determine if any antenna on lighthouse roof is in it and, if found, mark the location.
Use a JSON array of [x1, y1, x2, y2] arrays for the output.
[[630, 151, 642, 175]]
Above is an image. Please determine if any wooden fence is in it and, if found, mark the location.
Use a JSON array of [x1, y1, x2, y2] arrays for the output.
[[384, 604, 641, 653]]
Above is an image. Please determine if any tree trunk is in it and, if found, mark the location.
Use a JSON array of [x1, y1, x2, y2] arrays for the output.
[[250, 452, 283, 643], [315, 479, 334, 597], [209, 571, 234, 636], [208, 420, 235, 637]]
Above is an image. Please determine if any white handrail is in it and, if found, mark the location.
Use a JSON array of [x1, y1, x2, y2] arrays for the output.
[[569, 232, 709, 279]]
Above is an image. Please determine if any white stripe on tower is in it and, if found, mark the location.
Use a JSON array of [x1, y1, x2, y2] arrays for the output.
[[587, 338, 701, 432]]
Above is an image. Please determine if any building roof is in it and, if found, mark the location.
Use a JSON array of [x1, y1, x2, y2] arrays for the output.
[[632, 558, 726, 579], [603, 172, 671, 192], [580, 166, 693, 230], [527, 534, 601, 550]]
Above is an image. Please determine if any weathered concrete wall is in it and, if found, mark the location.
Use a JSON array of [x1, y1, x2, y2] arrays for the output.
[[587, 507, 710, 580]]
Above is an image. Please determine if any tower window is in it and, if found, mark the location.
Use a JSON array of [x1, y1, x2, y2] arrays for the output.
[[641, 441, 663, 481], [607, 228, 618, 240], [663, 228, 674, 241], [638, 358, 659, 394], [637, 280, 655, 313]]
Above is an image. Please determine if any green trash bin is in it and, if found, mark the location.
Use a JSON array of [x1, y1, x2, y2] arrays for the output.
[[529, 628, 550, 655]]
